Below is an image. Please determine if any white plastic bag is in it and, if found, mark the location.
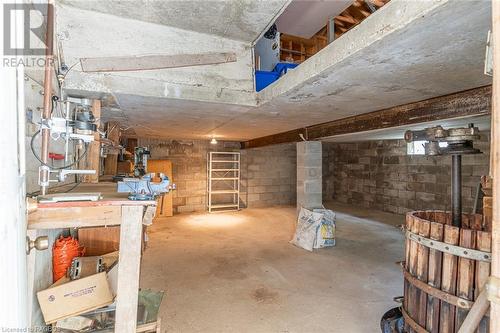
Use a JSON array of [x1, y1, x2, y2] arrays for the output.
[[290, 207, 324, 252], [312, 208, 336, 248]]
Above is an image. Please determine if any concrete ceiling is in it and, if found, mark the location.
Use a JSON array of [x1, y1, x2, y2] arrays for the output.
[[57, 0, 492, 141], [58, 0, 291, 43]]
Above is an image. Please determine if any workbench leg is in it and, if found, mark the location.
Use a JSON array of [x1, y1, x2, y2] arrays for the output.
[[115, 206, 143, 333]]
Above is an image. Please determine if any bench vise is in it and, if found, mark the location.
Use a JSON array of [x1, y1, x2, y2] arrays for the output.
[[116, 173, 172, 200]]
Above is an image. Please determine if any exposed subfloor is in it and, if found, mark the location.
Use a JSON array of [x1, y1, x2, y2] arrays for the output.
[[140, 205, 405, 332]]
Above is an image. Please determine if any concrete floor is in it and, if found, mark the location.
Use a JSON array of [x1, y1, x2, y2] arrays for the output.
[[140, 204, 405, 332]]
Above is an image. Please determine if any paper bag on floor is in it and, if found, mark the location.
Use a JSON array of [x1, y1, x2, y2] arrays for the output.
[[290, 207, 323, 251], [312, 208, 336, 248]]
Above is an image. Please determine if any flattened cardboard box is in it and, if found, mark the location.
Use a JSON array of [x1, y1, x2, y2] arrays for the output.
[[37, 272, 114, 324]]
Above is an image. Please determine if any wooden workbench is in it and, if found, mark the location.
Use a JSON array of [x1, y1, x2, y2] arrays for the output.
[[28, 182, 156, 333]]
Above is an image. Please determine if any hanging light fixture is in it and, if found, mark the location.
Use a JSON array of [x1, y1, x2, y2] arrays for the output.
[[210, 137, 218, 145]]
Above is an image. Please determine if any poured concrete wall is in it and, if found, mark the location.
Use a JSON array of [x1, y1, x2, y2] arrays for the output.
[[138, 139, 296, 213], [323, 135, 490, 215]]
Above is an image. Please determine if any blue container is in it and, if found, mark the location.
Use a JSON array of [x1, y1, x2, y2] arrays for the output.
[[255, 70, 280, 92], [273, 62, 298, 76]]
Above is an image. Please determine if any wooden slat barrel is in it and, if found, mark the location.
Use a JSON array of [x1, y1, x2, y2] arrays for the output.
[[403, 211, 492, 333]]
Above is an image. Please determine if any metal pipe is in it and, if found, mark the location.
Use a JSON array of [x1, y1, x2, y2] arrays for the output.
[[451, 154, 462, 227], [40, 1, 54, 195]]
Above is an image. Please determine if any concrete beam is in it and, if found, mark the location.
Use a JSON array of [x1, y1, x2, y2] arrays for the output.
[[57, 3, 256, 106]]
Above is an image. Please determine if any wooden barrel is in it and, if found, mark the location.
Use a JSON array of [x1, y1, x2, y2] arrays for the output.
[[403, 211, 492, 333]]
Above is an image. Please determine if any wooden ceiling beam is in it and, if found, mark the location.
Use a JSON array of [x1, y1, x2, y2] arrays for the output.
[[242, 85, 492, 149], [335, 13, 358, 25], [333, 18, 347, 28], [369, 0, 386, 7]]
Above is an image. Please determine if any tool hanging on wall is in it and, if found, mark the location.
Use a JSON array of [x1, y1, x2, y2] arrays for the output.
[[134, 146, 150, 177], [33, 96, 99, 194], [404, 123, 482, 227]]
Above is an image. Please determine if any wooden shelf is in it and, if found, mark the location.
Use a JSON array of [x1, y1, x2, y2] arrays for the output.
[[211, 190, 239, 194]]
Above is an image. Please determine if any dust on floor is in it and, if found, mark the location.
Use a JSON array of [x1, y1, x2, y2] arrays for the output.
[[140, 206, 404, 333]]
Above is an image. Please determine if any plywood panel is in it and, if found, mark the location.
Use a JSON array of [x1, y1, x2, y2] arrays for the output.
[[78, 226, 120, 256], [147, 159, 173, 217]]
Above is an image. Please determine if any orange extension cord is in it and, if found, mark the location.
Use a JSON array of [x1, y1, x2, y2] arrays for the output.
[[52, 236, 84, 282]]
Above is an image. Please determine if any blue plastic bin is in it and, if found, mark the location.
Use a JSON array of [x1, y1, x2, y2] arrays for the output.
[[273, 62, 298, 76], [255, 70, 280, 92]]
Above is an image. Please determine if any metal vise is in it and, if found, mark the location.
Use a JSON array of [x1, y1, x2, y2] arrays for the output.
[[117, 173, 171, 200]]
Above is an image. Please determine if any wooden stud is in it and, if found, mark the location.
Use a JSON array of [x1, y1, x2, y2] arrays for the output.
[[427, 221, 444, 333], [336, 14, 357, 25], [440, 225, 460, 333]]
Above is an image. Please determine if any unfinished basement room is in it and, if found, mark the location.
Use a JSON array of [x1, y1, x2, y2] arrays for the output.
[[2, 0, 500, 332]]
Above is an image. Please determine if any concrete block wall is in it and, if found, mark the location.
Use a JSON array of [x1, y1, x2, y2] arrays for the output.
[[138, 139, 296, 213], [297, 141, 322, 210], [323, 134, 490, 215], [240, 143, 296, 208]]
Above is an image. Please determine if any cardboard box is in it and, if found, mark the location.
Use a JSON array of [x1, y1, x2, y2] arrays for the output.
[[37, 272, 114, 324]]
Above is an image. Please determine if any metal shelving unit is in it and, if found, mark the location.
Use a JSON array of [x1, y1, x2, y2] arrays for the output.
[[207, 152, 240, 212]]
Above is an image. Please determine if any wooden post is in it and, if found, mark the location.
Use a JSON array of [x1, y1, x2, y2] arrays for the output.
[[82, 100, 101, 183], [491, 1, 500, 331], [103, 121, 121, 176], [115, 205, 143, 332]]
